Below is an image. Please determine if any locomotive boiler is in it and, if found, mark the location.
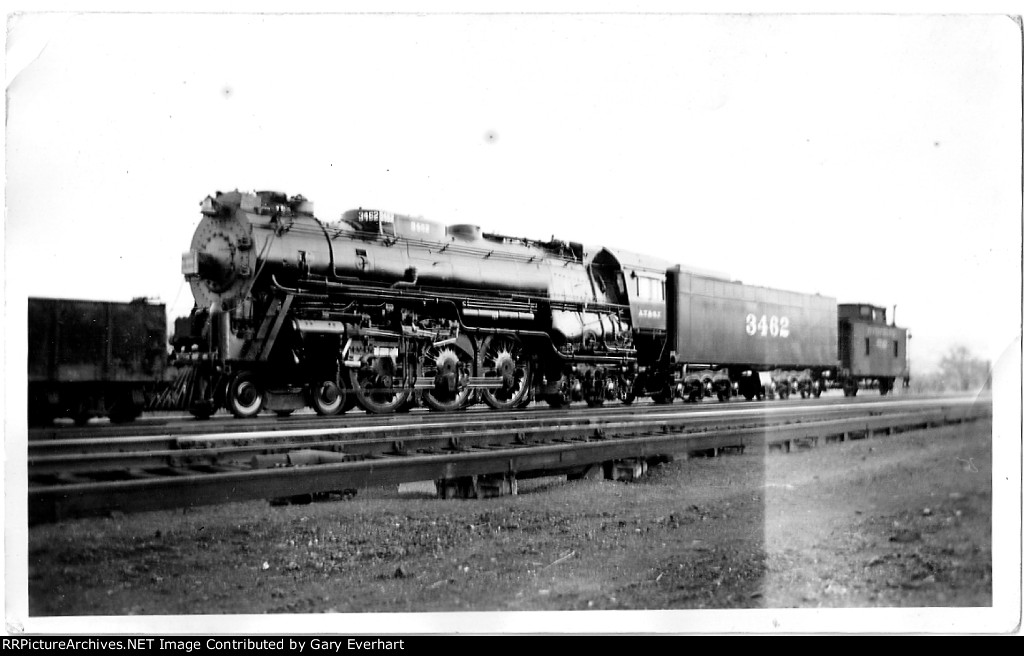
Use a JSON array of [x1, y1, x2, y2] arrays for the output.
[[180, 190, 635, 417]]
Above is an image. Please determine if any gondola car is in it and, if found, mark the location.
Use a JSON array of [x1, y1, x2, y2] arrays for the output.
[[28, 297, 167, 425]]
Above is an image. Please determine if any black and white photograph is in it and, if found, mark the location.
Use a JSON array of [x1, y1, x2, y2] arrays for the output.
[[4, 3, 1021, 636]]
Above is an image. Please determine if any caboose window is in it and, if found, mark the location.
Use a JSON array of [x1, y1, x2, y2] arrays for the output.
[[860, 306, 871, 317], [865, 338, 871, 355], [894, 340, 899, 357]]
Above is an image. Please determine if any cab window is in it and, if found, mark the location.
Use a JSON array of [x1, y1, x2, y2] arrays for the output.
[[635, 276, 664, 301]]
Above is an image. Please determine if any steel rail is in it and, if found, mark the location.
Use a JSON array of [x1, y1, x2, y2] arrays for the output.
[[27, 393, 972, 442], [28, 403, 988, 524]]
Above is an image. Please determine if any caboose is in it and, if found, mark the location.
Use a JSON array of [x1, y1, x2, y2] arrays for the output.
[[837, 303, 909, 395]]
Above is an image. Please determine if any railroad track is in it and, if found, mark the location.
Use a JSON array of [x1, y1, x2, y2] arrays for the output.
[[27, 396, 990, 525], [26, 392, 950, 441]]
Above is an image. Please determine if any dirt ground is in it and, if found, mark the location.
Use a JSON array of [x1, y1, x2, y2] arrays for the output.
[[25, 418, 996, 630]]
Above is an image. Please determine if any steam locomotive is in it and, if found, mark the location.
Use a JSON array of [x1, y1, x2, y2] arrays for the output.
[[176, 190, 909, 418]]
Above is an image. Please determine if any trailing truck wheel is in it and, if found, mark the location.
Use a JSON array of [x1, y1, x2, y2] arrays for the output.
[[478, 335, 532, 410], [227, 372, 265, 418], [311, 379, 347, 416], [546, 375, 573, 409]]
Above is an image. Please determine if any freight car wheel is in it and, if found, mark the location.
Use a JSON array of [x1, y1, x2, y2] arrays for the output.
[[478, 335, 532, 410], [227, 372, 265, 418], [347, 364, 411, 414], [310, 380, 347, 416]]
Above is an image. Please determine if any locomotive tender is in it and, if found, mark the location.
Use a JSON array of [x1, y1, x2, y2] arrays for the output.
[[177, 190, 907, 418]]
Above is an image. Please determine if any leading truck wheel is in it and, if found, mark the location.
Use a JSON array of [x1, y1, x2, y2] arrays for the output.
[[311, 379, 347, 416], [227, 372, 265, 418]]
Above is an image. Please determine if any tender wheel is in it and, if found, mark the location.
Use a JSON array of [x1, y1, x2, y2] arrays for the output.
[[311, 379, 347, 416], [583, 371, 607, 408], [423, 344, 473, 412], [348, 357, 411, 414], [478, 335, 532, 410], [227, 371, 264, 418]]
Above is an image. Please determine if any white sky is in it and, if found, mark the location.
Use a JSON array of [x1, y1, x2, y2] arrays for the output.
[[2, 5, 1023, 635], [4, 11, 1021, 375]]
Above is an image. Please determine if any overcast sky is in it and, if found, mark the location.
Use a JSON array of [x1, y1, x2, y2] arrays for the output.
[[5, 12, 1021, 377]]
